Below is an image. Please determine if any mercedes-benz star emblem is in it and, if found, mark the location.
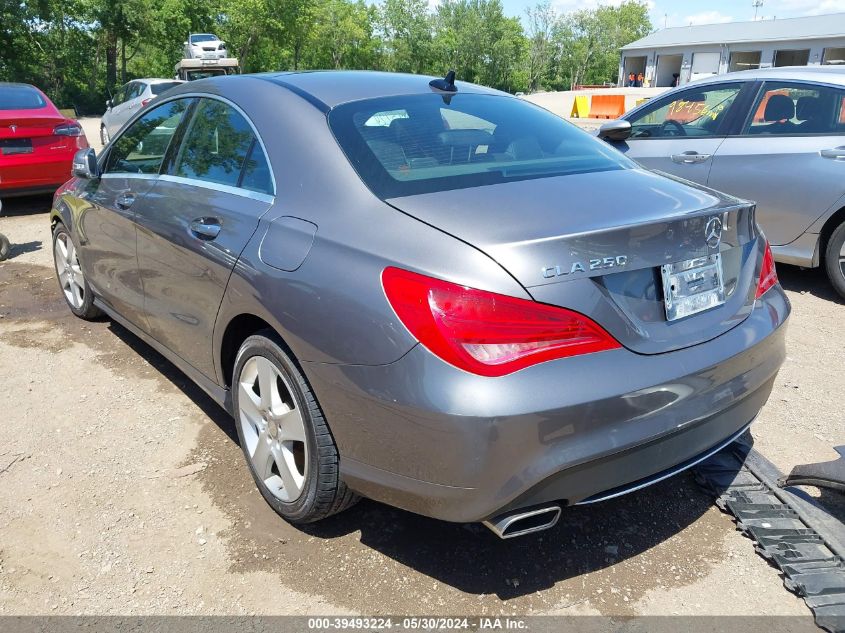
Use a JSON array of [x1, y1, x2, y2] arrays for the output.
[[705, 217, 722, 249]]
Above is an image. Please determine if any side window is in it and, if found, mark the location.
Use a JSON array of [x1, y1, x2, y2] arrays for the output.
[[111, 84, 128, 106], [128, 83, 144, 100], [104, 98, 193, 175], [743, 82, 845, 135], [629, 84, 744, 139], [172, 98, 257, 188], [240, 141, 273, 194]]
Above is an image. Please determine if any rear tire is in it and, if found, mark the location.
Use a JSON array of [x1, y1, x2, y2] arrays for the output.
[[0, 233, 10, 261], [52, 223, 102, 319], [232, 330, 358, 524], [824, 221, 845, 300]]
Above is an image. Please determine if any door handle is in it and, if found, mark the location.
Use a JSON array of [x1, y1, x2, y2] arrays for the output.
[[115, 192, 136, 210], [671, 152, 712, 164], [190, 218, 221, 240], [820, 147, 845, 160]]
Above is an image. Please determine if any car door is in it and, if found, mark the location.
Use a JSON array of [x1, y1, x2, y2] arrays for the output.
[[618, 81, 751, 183], [76, 98, 194, 329], [708, 80, 845, 246], [134, 96, 274, 379]]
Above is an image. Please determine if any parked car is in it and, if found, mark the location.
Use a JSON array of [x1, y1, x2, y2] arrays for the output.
[[101, 78, 185, 145], [0, 83, 89, 198], [183, 34, 228, 60], [51, 71, 789, 539], [599, 66, 845, 299]]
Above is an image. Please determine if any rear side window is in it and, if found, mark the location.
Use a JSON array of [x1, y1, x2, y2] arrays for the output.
[[104, 98, 193, 175], [171, 98, 272, 194], [150, 82, 182, 96], [0, 85, 46, 110], [127, 83, 144, 100], [329, 93, 633, 198], [743, 82, 845, 135]]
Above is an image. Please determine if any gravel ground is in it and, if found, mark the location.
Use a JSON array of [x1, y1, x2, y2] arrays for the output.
[[0, 118, 841, 618]]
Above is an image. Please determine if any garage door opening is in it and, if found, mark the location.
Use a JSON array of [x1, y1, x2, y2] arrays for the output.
[[774, 49, 810, 67], [690, 52, 721, 82], [729, 51, 762, 72], [655, 54, 683, 87], [823, 47, 845, 65], [622, 56, 646, 85]]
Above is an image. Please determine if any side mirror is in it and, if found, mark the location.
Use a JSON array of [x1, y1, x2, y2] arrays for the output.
[[598, 119, 632, 142], [106, 99, 112, 109], [72, 148, 99, 179]]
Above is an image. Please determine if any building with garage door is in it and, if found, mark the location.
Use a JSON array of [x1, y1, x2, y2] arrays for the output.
[[620, 12, 845, 88]]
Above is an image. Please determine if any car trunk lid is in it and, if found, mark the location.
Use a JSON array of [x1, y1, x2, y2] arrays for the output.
[[0, 111, 75, 156], [386, 168, 761, 355]]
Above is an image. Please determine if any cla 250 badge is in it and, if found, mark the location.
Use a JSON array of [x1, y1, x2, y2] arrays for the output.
[[542, 255, 628, 279]]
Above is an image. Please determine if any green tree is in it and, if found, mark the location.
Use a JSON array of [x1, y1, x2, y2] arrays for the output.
[[432, 0, 526, 92], [555, 1, 651, 88], [379, 0, 433, 74]]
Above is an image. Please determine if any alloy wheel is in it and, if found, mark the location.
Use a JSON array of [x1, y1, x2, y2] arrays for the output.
[[237, 356, 308, 502], [54, 231, 85, 309], [840, 240, 845, 279]]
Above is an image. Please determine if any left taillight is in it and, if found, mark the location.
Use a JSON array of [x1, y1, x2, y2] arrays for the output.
[[53, 122, 83, 137], [382, 266, 621, 377], [756, 240, 778, 299], [141, 98, 152, 107]]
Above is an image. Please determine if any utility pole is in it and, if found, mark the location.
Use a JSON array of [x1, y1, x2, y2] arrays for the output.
[[753, 0, 763, 20]]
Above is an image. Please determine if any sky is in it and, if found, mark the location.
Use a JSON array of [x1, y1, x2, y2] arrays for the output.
[[491, 0, 845, 28]]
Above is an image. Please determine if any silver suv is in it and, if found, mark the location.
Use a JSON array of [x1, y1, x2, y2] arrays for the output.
[[101, 79, 184, 145]]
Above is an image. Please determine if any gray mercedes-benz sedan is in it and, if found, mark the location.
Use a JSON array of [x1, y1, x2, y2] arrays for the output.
[[51, 71, 790, 538]]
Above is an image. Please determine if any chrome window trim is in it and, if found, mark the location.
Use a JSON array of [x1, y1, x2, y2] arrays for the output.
[[159, 173, 275, 203], [103, 90, 277, 197], [101, 173, 159, 182]]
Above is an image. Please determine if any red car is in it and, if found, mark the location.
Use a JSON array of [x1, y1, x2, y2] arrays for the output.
[[0, 83, 89, 197]]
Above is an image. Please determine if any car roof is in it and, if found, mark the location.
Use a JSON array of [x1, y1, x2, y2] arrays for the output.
[[257, 70, 507, 110], [0, 82, 42, 90], [690, 65, 845, 87]]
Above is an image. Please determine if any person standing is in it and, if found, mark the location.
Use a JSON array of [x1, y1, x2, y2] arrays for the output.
[[636, 72, 644, 87]]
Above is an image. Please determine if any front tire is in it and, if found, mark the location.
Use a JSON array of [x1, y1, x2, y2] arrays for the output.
[[232, 331, 358, 524], [824, 221, 845, 300], [52, 223, 102, 319], [0, 233, 10, 261]]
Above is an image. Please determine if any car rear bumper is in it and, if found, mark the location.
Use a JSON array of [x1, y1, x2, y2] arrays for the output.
[[303, 285, 790, 523], [0, 150, 76, 196]]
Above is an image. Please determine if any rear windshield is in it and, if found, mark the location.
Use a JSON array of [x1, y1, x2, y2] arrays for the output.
[[328, 93, 634, 198], [150, 82, 182, 95], [0, 85, 47, 110]]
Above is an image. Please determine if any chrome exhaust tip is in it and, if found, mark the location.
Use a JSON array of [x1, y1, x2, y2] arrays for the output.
[[482, 505, 562, 539]]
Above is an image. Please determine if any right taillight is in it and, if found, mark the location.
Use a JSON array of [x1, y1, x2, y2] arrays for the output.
[[756, 240, 778, 299], [382, 266, 621, 377]]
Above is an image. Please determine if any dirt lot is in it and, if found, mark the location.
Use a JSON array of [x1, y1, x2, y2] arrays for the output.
[[0, 119, 842, 618]]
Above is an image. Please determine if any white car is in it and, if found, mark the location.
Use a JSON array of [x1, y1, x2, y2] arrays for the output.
[[184, 34, 228, 60], [101, 78, 184, 145]]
